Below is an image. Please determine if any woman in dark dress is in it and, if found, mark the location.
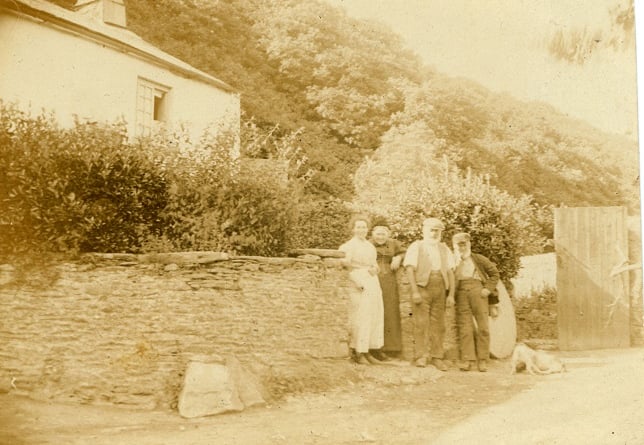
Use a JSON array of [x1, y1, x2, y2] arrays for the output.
[[369, 220, 406, 359]]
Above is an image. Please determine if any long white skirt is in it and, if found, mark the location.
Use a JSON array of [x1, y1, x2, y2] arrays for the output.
[[348, 269, 384, 353]]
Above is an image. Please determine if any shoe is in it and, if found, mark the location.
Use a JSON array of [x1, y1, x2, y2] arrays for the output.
[[414, 357, 427, 368], [431, 358, 447, 372], [459, 360, 475, 371], [370, 350, 392, 362], [365, 353, 382, 365], [357, 354, 370, 365], [478, 360, 488, 372]]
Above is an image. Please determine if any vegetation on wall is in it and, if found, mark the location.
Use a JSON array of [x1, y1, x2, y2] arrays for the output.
[[0, 103, 298, 256], [0, 105, 167, 253]]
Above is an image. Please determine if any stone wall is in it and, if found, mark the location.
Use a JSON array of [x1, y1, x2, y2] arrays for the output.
[[0, 252, 358, 410], [510, 253, 556, 299], [514, 287, 558, 341], [0, 250, 440, 411]]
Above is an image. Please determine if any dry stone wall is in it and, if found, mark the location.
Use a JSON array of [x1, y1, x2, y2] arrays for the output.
[[0, 251, 438, 409], [0, 252, 360, 410], [0, 251, 428, 411]]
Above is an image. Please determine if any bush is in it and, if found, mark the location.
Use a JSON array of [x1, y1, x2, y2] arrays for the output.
[[288, 198, 353, 249], [220, 171, 296, 255], [0, 104, 168, 253], [141, 118, 300, 256], [1, 104, 300, 256]]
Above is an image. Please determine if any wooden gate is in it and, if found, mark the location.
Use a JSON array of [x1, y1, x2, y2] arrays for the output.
[[555, 207, 630, 350]]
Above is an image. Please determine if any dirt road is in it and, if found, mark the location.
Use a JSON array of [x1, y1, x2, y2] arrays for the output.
[[432, 348, 644, 445], [2, 348, 642, 445]]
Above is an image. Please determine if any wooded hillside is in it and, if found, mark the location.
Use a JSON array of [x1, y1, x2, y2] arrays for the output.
[[123, 0, 639, 210]]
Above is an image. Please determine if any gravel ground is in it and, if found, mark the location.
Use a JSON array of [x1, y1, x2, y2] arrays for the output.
[[1, 348, 642, 445]]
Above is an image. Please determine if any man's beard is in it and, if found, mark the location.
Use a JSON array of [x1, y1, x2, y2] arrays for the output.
[[455, 247, 471, 262]]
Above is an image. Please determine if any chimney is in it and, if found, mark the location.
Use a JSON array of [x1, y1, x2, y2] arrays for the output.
[[73, 0, 127, 28]]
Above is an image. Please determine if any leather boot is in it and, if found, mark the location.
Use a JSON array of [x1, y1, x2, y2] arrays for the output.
[[365, 353, 382, 364], [356, 353, 370, 365], [459, 360, 476, 371]]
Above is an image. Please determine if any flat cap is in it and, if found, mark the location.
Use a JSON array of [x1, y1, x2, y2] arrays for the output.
[[423, 217, 445, 230]]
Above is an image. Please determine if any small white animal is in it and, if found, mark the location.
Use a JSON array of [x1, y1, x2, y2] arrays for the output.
[[509, 343, 566, 375]]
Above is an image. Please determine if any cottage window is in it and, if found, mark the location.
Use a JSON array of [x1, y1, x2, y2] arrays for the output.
[[136, 78, 169, 137]]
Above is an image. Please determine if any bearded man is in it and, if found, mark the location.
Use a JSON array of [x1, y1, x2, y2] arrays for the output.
[[452, 232, 500, 372], [403, 218, 455, 371]]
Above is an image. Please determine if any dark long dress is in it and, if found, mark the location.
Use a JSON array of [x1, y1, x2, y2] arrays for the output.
[[371, 238, 406, 353]]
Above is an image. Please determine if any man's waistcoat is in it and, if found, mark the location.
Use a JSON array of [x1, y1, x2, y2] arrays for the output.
[[415, 242, 450, 290]]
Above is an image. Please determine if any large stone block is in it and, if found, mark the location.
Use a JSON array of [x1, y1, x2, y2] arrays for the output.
[[226, 355, 266, 408], [177, 361, 243, 418]]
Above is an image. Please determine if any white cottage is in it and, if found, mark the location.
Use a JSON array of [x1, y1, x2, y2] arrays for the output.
[[0, 0, 240, 143]]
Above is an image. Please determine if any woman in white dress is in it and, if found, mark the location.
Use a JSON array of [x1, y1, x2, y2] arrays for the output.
[[339, 215, 384, 365]]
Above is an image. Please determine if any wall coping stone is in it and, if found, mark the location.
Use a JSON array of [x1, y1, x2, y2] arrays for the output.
[[288, 249, 346, 258], [80, 251, 346, 268]]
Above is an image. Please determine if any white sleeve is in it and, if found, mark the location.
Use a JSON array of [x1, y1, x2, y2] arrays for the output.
[[403, 241, 419, 268]]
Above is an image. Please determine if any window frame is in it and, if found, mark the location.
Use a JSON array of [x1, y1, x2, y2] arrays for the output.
[[135, 77, 170, 137]]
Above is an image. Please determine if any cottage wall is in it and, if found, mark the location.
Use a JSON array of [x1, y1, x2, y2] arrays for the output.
[[0, 13, 239, 143]]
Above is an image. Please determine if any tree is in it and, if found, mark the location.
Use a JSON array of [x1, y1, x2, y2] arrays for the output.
[[253, 0, 422, 149], [546, 1, 634, 65]]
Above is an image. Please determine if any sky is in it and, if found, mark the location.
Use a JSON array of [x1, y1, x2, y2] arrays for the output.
[[326, 0, 638, 139]]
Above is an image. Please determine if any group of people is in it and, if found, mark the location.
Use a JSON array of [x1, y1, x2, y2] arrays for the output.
[[339, 215, 500, 372]]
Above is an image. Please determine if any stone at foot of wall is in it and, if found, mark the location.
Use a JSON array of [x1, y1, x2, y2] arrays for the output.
[[178, 355, 268, 418], [178, 360, 244, 418], [226, 356, 266, 409]]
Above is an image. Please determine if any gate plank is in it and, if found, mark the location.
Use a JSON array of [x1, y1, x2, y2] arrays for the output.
[[555, 207, 630, 350]]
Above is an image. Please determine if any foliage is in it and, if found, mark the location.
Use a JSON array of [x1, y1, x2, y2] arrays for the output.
[[138, 119, 300, 256], [0, 103, 167, 254], [0, 104, 298, 256], [124, 0, 425, 199], [288, 197, 353, 250], [11, 1, 638, 256], [220, 171, 295, 255], [387, 77, 637, 210], [123, 0, 638, 210], [253, 0, 422, 149], [240, 115, 313, 183]]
